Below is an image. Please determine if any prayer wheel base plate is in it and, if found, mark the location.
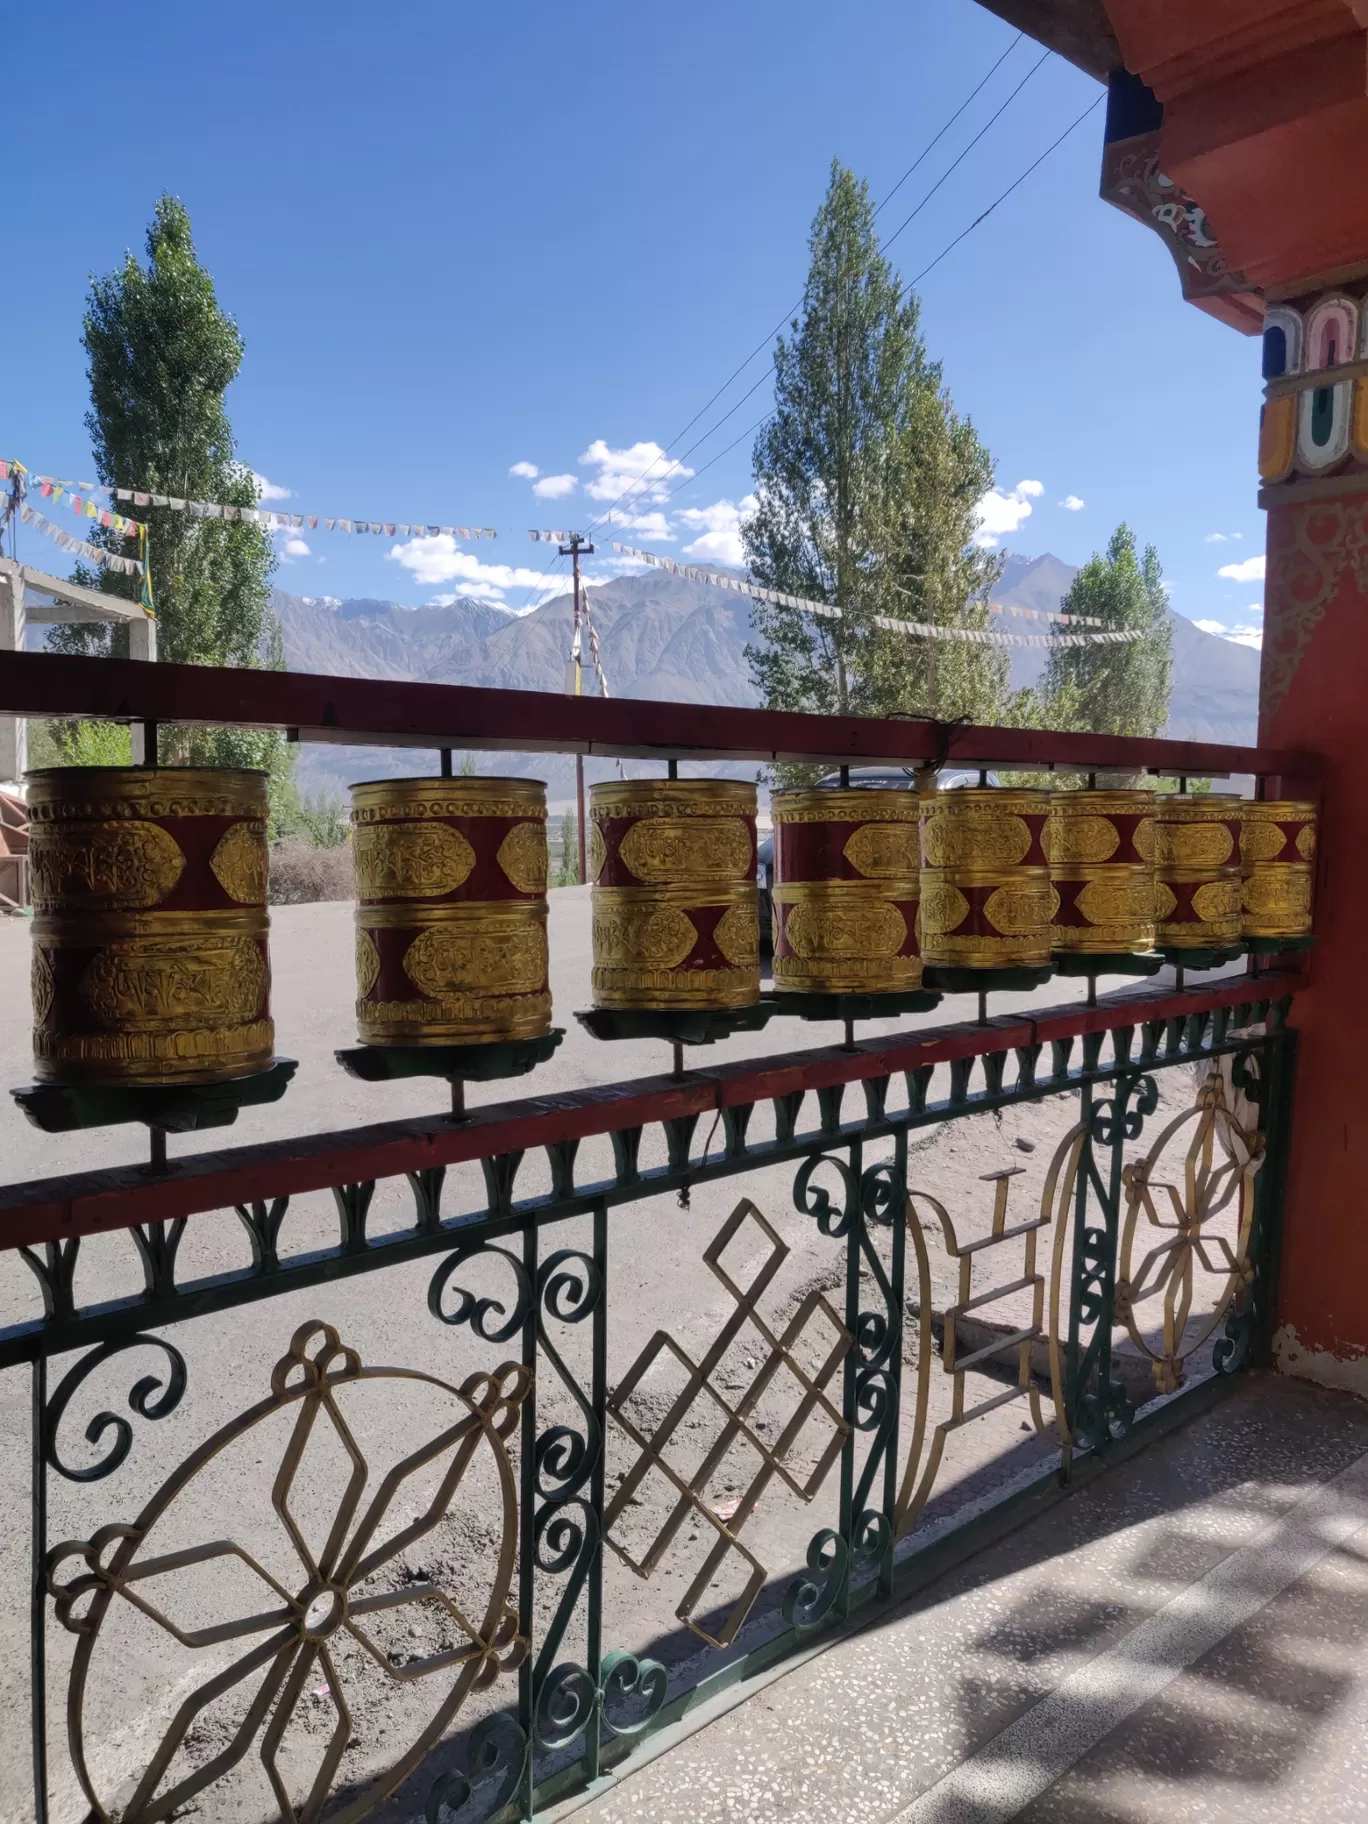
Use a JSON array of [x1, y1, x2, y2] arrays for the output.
[[1052, 952, 1164, 979], [336, 1030, 564, 1084], [922, 965, 1054, 995], [766, 988, 943, 1022], [1244, 934, 1316, 955], [1156, 945, 1245, 971], [576, 1005, 774, 1047], [12, 1058, 298, 1136]]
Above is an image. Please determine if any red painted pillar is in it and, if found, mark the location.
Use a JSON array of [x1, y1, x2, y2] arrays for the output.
[[1261, 479, 1368, 1382]]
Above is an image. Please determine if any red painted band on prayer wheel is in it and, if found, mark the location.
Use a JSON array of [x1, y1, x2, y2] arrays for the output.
[[1240, 800, 1317, 939], [1048, 789, 1157, 956], [26, 767, 273, 1085], [770, 787, 921, 993], [350, 777, 550, 1045], [590, 780, 759, 1009], [1154, 794, 1245, 949], [918, 787, 1055, 970]]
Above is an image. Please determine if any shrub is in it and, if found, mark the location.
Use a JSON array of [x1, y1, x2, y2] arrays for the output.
[[268, 838, 354, 905]]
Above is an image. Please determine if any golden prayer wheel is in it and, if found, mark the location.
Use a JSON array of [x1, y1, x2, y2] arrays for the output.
[[1048, 789, 1157, 956], [26, 767, 273, 1086], [919, 787, 1056, 970], [350, 777, 551, 1045], [1153, 794, 1244, 950], [771, 787, 921, 993], [1240, 800, 1317, 939], [589, 780, 759, 1009]]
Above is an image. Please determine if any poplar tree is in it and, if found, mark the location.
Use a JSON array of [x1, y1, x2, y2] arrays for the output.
[[52, 195, 284, 777], [744, 162, 1005, 743], [1040, 524, 1172, 737]]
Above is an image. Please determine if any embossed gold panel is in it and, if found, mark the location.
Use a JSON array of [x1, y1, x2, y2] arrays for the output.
[[842, 821, 920, 880], [495, 820, 548, 895], [209, 822, 269, 905], [353, 821, 477, 900], [29, 819, 186, 912], [618, 816, 753, 884], [404, 917, 548, 999]]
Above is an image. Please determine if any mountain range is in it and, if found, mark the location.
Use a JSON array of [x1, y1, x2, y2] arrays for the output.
[[274, 554, 1261, 806]]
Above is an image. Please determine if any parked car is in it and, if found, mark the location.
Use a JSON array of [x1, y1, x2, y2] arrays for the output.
[[757, 767, 994, 966]]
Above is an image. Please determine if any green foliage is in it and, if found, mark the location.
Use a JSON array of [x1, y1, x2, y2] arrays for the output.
[[27, 719, 132, 769], [53, 195, 292, 787], [554, 809, 580, 887], [1040, 525, 1172, 738], [744, 162, 1004, 772], [269, 777, 350, 846]]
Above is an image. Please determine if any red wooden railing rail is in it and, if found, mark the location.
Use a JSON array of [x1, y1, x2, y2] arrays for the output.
[[0, 650, 1321, 788]]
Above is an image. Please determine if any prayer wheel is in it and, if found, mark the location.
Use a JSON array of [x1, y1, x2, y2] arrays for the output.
[[1048, 789, 1157, 956], [919, 787, 1055, 970], [26, 767, 273, 1086], [1153, 794, 1244, 950], [589, 780, 759, 1009], [350, 777, 550, 1045], [770, 787, 921, 993], [1240, 800, 1317, 940]]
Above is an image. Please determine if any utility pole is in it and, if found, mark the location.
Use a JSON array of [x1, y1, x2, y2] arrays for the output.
[[560, 532, 594, 883]]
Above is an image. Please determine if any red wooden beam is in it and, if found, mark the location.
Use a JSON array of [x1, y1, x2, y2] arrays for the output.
[[0, 971, 1303, 1250], [0, 650, 1317, 779]]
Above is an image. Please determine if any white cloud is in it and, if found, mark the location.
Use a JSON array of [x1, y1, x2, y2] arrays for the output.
[[1246, 600, 1264, 617], [1217, 555, 1265, 582], [532, 473, 577, 500], [1058, 494, 1085, 511], [1205, 531, 1243, 543], [1193, 619, 1227, 635], [580, 439, 693, 504], [281, 537, 311, 559], [677, 495, 758, 567], [252, 472, 292, 501], [387, 534, 565, 605], [974, 479, 1044, 547], [509, 461, 539, 479], [609, 509, 675, 542]]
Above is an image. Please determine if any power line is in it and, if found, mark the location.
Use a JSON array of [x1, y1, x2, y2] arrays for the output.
[[876, 48, 1051, 255], [905, 93, 1104, 290], [579, 33, 1042, 536], [872, 32, 1024, 220]]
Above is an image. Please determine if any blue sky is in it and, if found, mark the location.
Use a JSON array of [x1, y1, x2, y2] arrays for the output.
[[7, 0, 1264, 646]]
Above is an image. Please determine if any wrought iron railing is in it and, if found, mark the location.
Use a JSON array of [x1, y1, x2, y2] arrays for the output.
[[0, 651, 1311, 1824]]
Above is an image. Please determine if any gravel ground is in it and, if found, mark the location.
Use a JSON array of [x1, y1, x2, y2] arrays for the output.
[[0, 894, 1234, 1823]]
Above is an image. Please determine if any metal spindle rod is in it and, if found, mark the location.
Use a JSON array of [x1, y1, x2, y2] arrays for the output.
[[440, 749, 453, 778], [148, 1126, 167, 1171]]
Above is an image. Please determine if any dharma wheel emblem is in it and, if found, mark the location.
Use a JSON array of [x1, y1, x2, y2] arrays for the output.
[[47, 1324, 528, 1824]]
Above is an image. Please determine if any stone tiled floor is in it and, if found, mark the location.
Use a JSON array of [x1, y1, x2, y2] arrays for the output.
[[564, 1375, 1368, 1823]]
